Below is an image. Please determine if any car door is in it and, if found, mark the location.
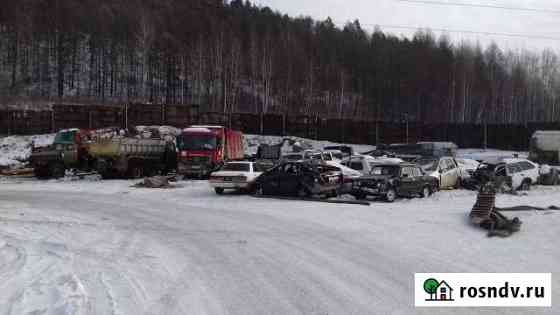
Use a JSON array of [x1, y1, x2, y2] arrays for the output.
[[520, 161, 539, 183], [439, 158, 459, 189], [412, 167, 425, 193], [399, 167, 417, 195], [261, 166, 282, 194], [506, 163, 523, 189], [446, 159, 460, 187], [280, 163, 303, 194], [437, 159, 450, 188]]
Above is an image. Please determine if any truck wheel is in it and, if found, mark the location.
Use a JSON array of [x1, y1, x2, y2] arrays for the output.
[[128, 164, 144, 179], [50, 163, 65, 179], [385, 188, 397, 203], [214, 187, 224, 195], [34, 167, 50, 179]]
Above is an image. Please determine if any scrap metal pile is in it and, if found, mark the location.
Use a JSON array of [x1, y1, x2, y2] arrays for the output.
[[469, 182, 522, 237]]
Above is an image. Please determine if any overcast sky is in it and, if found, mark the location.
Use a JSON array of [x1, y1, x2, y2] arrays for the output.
[[254, 0, 560, 52]]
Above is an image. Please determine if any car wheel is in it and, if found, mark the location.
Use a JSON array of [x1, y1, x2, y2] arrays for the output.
[[214, 187, 224, 195], [385, 188, 396, 203], [254, 184, 264, 196], [420, 186, 431, 198], [50, 162, 65, 179], [128, 162, 145, 179], [520, 180, 531, 191]]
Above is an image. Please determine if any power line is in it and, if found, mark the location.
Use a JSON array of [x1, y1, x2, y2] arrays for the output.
[[397, 0, 560, 14], [328, 19, 560, 42], [375, 24, 560, 41]]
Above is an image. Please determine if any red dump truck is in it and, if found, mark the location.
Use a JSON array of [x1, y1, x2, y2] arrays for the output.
[[177, 126, 244, 177]]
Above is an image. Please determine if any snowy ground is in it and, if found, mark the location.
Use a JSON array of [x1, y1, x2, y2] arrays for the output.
[[0, 177, 558, 314]]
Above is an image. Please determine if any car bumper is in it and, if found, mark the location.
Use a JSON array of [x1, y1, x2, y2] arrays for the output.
[[178, 162, 213, 176], [209, 181, 251, 189]]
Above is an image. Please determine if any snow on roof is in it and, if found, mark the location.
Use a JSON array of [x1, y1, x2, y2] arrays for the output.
[[183, 127, 213, 133], [533, 130, 560, 136], [59, 128, 80, 133], [190, 125, 224, 129]]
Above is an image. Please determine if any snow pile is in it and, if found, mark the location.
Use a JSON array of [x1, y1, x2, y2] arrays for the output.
[[134, 125, 181, 142], [244, 135, 376, 157], [457, 149, 527, 161], [0, 134, 54, 167]]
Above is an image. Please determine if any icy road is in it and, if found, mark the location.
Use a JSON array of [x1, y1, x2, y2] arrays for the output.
[[0, 178, 558, 314]]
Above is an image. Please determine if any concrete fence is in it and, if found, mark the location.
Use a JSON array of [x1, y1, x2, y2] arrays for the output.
[[1, 104, 559, 150]]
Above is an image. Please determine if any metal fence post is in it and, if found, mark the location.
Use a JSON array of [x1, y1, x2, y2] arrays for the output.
[[51, 109, 55, 133], [483, 122, 488, 150], [124, 103, 129, 130], [375, 121, 379, 146]]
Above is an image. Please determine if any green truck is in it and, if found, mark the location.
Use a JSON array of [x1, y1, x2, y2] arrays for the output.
[[30, 129, 94, 178], [30, 129, 176, 179]]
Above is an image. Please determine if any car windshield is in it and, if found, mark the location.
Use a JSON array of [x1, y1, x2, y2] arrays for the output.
[[416, 158, 439, 172], [222, 163, 250, 172], [371, 165, 400, 176], [54, 131, 76, 144], [322, 153, 333, 161], [177, 134, 217, 151]]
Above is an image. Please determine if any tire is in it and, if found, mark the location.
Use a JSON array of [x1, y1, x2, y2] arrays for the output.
[[34, 167, 50, 179], [214, 187, 224, 195], [520, 180, 531, 191], [254, 184, 264, 196], [49, 162, 65, 179], [128, 161, 144, 179], [385, 188, 397, 203], [420, 186, 431, 198]]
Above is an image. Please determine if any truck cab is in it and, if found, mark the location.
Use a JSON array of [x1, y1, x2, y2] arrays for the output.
[[31, 129, 92, 178], [177, 126, 243, 177]]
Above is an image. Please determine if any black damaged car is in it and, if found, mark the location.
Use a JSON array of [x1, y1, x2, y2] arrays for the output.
[[350, 163, 439, 202], [253, 161, 343, 198]]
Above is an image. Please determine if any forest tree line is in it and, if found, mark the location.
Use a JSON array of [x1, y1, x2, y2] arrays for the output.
[[1, 0, 559, 123]]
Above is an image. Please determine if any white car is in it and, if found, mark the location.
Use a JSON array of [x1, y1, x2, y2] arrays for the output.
[[416, 156, 461, 189], [475, 158, 540, 191], [501, 158, 540, 190], [209, 161, 269, 194], [455, 158, 480, 179]]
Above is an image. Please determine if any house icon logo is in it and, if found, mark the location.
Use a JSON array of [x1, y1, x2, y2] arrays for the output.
[[423, 278, 454, 301]]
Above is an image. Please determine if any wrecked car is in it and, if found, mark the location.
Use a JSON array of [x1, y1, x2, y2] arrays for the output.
[[415, 156, 462, 189], [465, 158, 540, 191], [253, 161, 343, 198], [350, 163, 439, 202]]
